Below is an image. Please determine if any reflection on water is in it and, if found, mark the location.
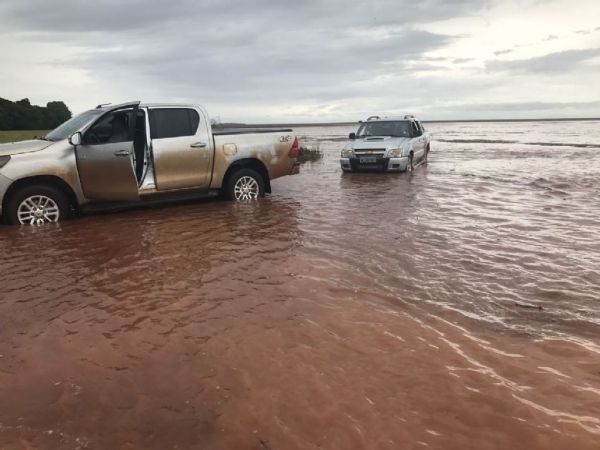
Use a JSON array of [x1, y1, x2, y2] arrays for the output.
[[297, 143, 323, 164], [1, 121, 600, 449]]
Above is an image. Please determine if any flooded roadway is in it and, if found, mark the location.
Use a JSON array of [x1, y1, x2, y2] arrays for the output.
[[1, 121, 599, 449]]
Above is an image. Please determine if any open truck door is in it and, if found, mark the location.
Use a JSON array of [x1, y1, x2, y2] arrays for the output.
[[74, 102, 141, 201]]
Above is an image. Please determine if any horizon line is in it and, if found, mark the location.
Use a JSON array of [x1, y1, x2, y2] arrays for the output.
[[215, 117, 600, 127]]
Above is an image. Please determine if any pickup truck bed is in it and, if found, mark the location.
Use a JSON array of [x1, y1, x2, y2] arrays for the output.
[[213, 128, 293, 135]]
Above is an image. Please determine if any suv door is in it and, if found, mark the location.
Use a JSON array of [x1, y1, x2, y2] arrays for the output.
[[75, 105, 140, 201], [410, 120, 425, 160], [149, 107, 212, 191]]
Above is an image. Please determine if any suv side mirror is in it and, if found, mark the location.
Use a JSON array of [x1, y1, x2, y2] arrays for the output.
[[69, 131, 82, 146], [349, 132, 356, 140]]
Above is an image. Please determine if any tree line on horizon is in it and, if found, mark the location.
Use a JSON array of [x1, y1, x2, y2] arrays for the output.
[[0, 97, 71, 131]]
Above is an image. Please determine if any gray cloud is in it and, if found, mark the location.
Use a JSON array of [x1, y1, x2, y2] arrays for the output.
[[64, 27, 455, 105], [445, 100, 600, 112], [1, 0, 599, 121], [0, 0, 481, 105], [452, 57, 475, 64], [418, 100, 600, 121], [0, 0, 493, 33], [486, 48, 600, 74]]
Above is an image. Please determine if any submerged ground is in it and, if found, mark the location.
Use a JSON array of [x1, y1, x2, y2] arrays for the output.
[[1, 121, 599, 449]]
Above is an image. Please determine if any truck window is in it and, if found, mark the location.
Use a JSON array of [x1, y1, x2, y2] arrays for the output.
[[149, 108, 200, 139], [84, 108, 135, 145]]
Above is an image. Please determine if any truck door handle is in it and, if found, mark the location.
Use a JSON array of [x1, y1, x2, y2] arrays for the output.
[[114, 150, 131, 157], [190, 142, 207, 148]]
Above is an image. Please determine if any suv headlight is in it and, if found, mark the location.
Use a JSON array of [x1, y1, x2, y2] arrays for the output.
[[0, 156, 11, 169], [388, 148, 401, 157], [341, 148, 353, 158]]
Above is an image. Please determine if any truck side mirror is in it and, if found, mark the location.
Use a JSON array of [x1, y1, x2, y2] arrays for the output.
[[69, 131, 82, 146], [349, 132, 356, 140]]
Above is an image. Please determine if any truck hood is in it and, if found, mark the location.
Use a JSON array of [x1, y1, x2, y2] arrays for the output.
[[350, 136, 410, 150], [0, 139, 54, 157]]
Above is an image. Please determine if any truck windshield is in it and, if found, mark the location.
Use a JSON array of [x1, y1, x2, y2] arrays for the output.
[[45, 110, 104, 142], [356, 121, 411, 138]]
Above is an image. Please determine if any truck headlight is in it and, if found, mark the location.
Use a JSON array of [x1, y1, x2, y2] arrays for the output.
[[341, 148, 353, 158], [388, 148, 401, 157], [0, 156, 11, 169]]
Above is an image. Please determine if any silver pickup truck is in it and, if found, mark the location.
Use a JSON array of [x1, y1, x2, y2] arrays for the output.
[[0, 101, 300, 225], [340, 115, 431, 172]]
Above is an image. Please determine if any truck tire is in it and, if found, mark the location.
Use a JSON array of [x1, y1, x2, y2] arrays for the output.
[[3, 184, 71, 225], [407, 152, 414, 172], [224, 168, 265, 201]]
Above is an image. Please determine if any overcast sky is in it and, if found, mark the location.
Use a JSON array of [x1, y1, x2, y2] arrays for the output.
[[1, 0, 599, 122]]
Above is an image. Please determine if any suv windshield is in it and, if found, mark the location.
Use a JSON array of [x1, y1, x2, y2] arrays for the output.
[[45, 109, 104, 141], [357, 121, 411, 138]]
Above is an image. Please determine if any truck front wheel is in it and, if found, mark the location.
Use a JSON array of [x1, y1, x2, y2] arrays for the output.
[[224, 168, 265, 201], [3, 184, 71, 225]]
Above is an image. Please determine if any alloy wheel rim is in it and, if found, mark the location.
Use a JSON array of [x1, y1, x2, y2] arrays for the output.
[[233, 176, 260, 200], [17, 195, 60, 225]]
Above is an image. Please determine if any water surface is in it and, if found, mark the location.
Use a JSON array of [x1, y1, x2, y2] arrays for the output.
[[1, 120, 599, 449]]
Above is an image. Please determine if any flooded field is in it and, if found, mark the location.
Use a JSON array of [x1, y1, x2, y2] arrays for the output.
[[1, 121, 599, 449]]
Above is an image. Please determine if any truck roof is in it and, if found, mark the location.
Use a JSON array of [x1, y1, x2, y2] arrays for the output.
[[140, 102, 203, 109], [94, 101, 206, 111]]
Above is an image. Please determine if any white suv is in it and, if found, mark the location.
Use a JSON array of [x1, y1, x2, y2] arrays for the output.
[[341, 115, 431, 172]]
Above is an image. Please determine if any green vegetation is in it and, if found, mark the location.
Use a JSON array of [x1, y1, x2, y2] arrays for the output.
[[0, 97, 71, 131], [0, 130, 50, 144]]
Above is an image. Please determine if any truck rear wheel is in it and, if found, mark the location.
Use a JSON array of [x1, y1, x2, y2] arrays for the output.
[[224, 168, 265, 201], [4, 184, 71, 225]]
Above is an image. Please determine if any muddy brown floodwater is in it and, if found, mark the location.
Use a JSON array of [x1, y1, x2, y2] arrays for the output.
[[1, 121, 600, 450]]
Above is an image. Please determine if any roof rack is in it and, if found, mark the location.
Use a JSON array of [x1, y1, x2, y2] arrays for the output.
[[366, 115, 380, 121], [403, 115, 415, 119], [96, 103, 111, 109]]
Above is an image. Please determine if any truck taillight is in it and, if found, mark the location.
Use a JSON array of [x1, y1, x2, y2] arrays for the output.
[[288, 137, 299, 158]]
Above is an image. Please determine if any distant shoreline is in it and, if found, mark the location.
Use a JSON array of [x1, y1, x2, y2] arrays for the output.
[[214, 117, 600, 128]]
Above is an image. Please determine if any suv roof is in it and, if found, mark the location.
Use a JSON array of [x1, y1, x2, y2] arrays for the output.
[[362, 115, 418, 122]]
